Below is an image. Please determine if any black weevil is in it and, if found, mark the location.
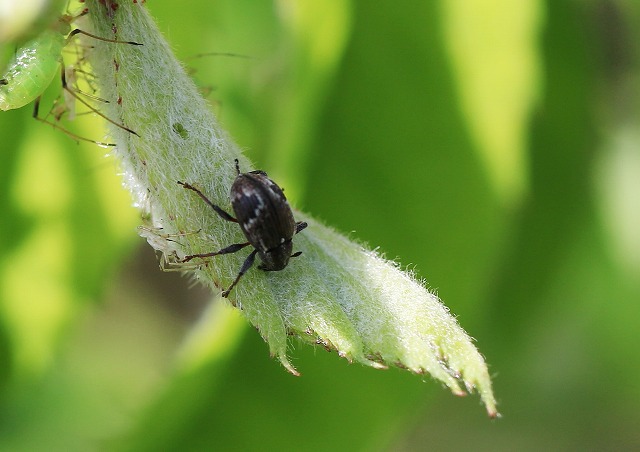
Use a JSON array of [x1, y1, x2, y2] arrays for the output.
[[178, 159, 307, 297]]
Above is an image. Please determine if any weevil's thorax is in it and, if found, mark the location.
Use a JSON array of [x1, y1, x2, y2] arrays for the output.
[[230, 170, 296, 271]]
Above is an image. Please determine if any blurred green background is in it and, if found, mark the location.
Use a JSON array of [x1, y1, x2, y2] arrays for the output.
[[1, 0, 640, 450]]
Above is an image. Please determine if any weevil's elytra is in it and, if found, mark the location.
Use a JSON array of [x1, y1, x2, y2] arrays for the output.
[[178, 159, 307, 297]]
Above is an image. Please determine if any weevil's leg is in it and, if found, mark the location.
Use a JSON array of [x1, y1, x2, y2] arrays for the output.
[[290, 222, 307, 259], [59, 63, 140, 136], [66, 29, 142, 46], [295, 221, 308, 234], [177, 181, 238, 223], [33, 96, 116, 147], [182, 241, 251, 263], [234, 158, 241, 175], [222, 248, 258, 297]]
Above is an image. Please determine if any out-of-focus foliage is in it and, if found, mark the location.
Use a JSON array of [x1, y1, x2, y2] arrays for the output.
[[0, 0, 639, 450]]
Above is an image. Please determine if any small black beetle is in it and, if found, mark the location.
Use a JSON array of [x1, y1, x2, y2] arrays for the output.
[[178, 159, 307, 297]]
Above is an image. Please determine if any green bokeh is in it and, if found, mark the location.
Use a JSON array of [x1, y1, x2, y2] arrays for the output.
[[1, 0, 639, 450]]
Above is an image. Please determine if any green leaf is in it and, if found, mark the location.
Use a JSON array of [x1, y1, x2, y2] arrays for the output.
[[85, 0, 498, 416]]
